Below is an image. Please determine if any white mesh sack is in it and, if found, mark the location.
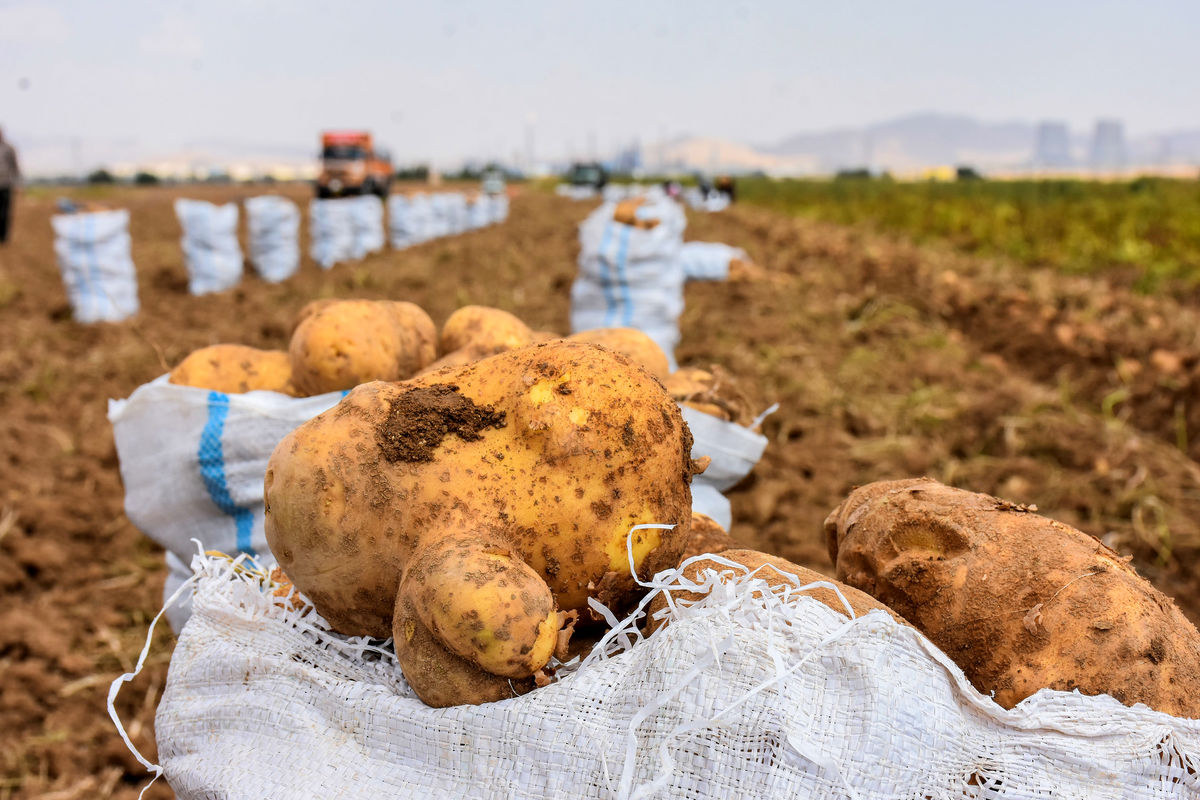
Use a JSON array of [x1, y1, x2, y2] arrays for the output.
[[427, 193, 454, 239], [465, 195, 491, 230], [488, 192, 509, 224], [309, 198, 357, 269], [174, 199, 243, 295], [244, 195, 300, 283], [51, 209, 140, 323], [570, 197, 687, 370], [386, 194, 417, 248], [108, 376, 344, 630], [679, 241, 746, 282], [116, 551, 1200, 800], [682, 405, 771, 529], [351, 194, 385, 258]]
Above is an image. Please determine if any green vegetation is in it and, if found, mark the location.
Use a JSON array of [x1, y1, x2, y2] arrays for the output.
[[737, 176, 1200, 290]]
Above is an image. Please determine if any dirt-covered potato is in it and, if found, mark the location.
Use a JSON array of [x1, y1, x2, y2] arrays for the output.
[[265, 341, 700, 706], [288, 299, 437, 395], [662, 366, 757, 427], [567, 328, 670, 380], [645, 549, 906, 634], [824, 478, 1200, 717], [679, 512, 739, 561], [439, 305, 533, 356], [168, 344, 294, 395], [419, 305, 536, 375]]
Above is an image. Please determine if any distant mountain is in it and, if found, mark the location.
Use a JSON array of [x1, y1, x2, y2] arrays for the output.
[[650, 113, 1200, 177]]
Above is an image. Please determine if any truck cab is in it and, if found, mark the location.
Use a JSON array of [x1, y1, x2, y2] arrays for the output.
[[316, 131, 393, 198]]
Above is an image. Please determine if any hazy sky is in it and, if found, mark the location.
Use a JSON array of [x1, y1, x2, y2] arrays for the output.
[[2, 0, 1198, 173]]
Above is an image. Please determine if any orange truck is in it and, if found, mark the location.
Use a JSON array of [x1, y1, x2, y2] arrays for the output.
[[316, 131, 393, 198]]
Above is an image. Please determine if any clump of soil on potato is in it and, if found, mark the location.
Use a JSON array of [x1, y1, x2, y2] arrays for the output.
[[377, 384, 506, 463]]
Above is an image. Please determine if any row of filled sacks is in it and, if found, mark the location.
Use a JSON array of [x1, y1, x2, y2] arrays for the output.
[[50, 197, 307, 323], [386, 191, 508, 249]]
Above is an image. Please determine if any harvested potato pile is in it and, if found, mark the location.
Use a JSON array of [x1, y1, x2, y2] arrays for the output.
[[264, 340, 702, 706], [169, 298, 437, 396], [824, 478, 1200, 717], [168, 343, 295, 395]]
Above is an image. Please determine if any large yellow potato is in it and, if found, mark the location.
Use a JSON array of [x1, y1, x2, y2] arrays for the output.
[[824, 478, 1200, 717], [265, 341, 700, 705], [288, 299, 437, 395], [438, 305, 533, 356], [567, 328, 670, 380], [168, 344, 294, 395], [418, 305, 536, 375]]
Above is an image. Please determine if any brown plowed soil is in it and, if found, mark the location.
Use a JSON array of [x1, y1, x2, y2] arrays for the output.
[[3, 183, 1200, 798]]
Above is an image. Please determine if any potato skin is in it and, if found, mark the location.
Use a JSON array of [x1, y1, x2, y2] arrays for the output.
[[646, 549, 906, 634], [265, 341, 696, 703], [825, 478, 1200, 717], [439, 305, 533, 356], [288, 299, 436, 395], [567, 328, 670, 380], [169, 344, 294, 395], [678, 512, 739, 561]]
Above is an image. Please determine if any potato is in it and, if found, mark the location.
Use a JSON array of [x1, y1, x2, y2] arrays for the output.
[[288, 299, 436, 395], [645, 549, 906, 634], [567, 328, 670, 380], [679, 512, 740, 561], [169, 344, 294, 395], [438, 305, 533, 356], [662, 366, 757, 427], [418, 305, 536, 376], [613, 198, 659, 230], [265, 341, 701, 705], [824, 478, 1200, 717]]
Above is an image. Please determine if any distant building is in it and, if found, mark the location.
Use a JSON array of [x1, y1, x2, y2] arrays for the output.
[[1033, 121, 1072, 167], [1090, 119, 1126, 169]]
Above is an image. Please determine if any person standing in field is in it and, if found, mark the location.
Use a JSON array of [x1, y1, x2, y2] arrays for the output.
[[0, 127, 20, 245]]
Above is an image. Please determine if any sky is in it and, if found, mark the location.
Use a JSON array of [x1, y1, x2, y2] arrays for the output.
[[2, 0, 1199, 174]]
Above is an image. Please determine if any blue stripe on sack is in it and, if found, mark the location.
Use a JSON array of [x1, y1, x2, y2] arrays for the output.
[[198, 391, 256, 557], [597, 220, 618, 325], [614, 223, 634, 326], [83, 213, 98, 320]]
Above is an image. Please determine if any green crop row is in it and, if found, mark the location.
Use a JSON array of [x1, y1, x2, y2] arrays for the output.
[[736, 176, 1200, 291]]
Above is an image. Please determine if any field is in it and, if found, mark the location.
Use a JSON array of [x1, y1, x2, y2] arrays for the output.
[[738, 176, 1200, 290], [5, 181, 1200, 798]]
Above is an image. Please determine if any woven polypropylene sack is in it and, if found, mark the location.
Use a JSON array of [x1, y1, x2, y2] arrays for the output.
[[148, 554, 1200, 800], [245, 195, 300, 282], [682, 406, 769, 529], [679, 241, 745, 282], [309, 198, 357, 269], [570, 197, 687, 370], [488, 193, 509, 224], [174, 199, 243, 295], [466, 196, 491, 230], [108, 376, 343, 628], [51, 209, 140, 323], [351, 194, 385, 258], [386, 194, 416, 248]]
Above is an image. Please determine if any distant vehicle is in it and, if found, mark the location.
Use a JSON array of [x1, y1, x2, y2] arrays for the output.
[[481, 166, 506, 195], [565, 161, 608, 190], [316, 131, 392, 198]]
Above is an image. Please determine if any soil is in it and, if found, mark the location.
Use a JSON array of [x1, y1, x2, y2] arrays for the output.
[[4, 183, 1200, 797]]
